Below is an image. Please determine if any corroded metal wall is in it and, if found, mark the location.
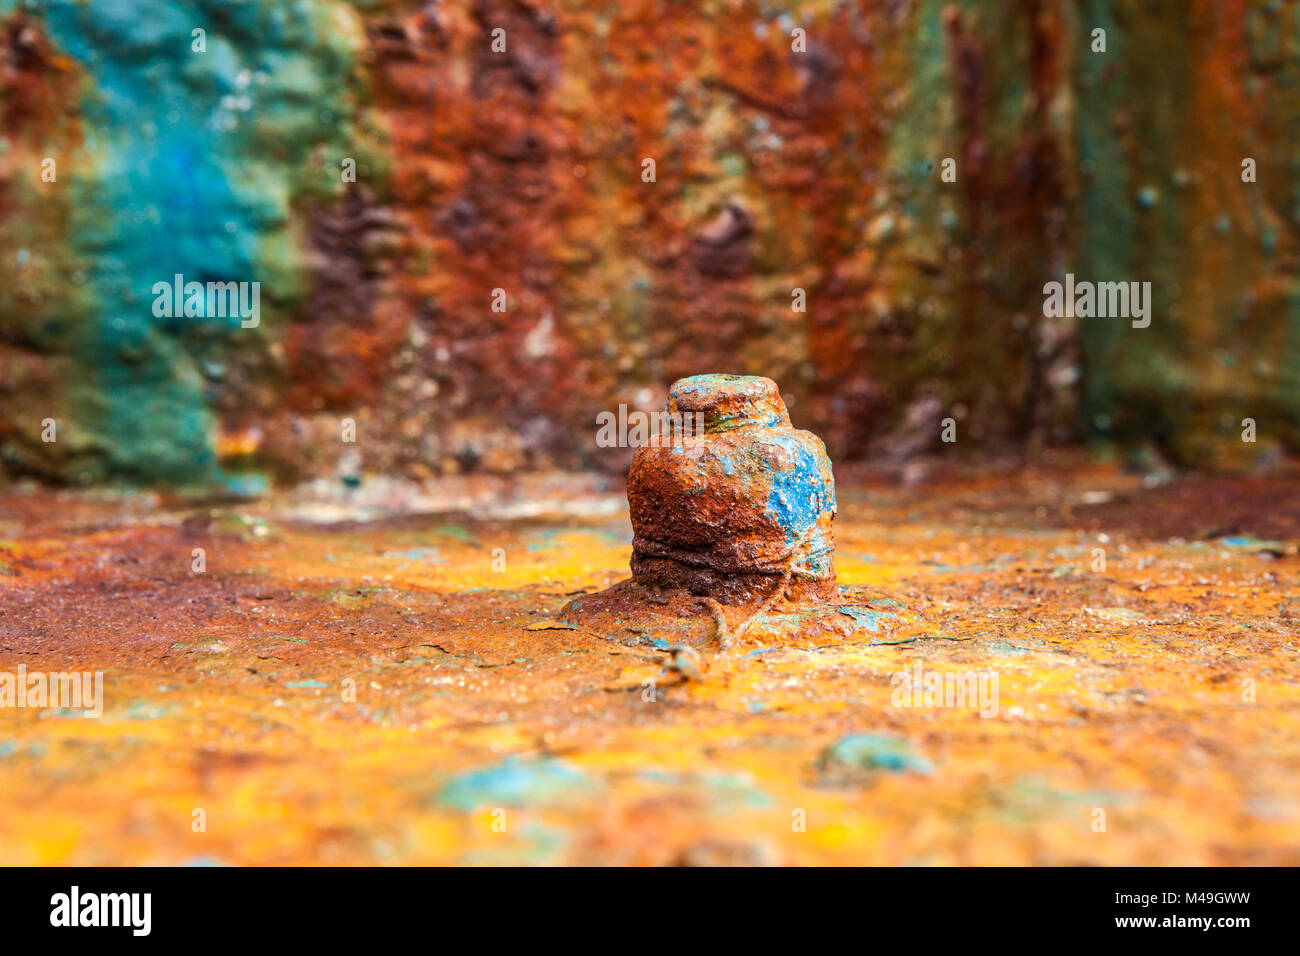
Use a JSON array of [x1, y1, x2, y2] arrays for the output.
[[1, 0, 1296, 487]]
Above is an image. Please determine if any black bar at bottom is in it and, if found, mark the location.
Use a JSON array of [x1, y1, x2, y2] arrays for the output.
[[0, 865, 1281, 943]]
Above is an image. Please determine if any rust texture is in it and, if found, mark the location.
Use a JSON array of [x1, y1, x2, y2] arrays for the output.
[[2, 0, 1300, 872], [3, 2, 1298, 485], [2, 462, 1298, 865], [627, 374, 836, 606]]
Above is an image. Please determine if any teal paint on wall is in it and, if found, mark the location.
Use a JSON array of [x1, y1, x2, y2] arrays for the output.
[[19, 0, 363, 484]]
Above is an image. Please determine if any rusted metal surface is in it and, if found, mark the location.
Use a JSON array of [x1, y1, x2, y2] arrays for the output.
[[8, 2, 1300, 487], [1, 463, 1299, 864]]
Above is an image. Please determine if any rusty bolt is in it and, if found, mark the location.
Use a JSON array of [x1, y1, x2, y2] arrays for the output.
[[627, 374, 837, 606]]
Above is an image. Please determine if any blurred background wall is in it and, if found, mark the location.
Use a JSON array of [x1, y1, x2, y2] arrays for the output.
[[1, 0, 1297, 489]]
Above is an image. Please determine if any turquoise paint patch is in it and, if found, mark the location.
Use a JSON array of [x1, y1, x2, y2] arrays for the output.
[[41, 1, 253, 482], [222, 473, 270, 497], [837, 605, 903, 634], [125, 700, 168, 720], [434, 756, 597, 811], [820, 734, 934, 775], [32, 0, 361, 484], [1221, 535, 1282, 550], [986, 641, 1032, 656]]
